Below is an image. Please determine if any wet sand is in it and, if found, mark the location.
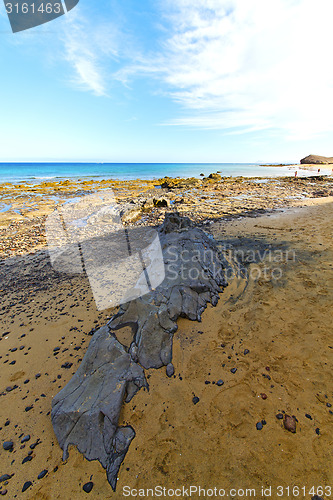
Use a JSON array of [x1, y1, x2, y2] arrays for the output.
[[0, 183, 332, 497]]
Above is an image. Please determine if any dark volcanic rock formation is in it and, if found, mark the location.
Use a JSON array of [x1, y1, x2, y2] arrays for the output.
[[51, 213, 227, 490], [301, 154, 333, 165]]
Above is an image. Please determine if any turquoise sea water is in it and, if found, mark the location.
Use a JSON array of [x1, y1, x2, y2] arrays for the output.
[[0, 162, 308, 183]]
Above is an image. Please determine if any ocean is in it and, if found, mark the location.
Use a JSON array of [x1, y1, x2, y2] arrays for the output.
[[0, 162, 304, 183]]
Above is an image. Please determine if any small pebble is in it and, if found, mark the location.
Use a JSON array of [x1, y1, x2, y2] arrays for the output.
[[256, 422, 263, 430], [3, 441, 13, 451], [21, 435, 30, 444], [22, 481, 32, 492], [0, 475, 11, 483], [192, 396, 200, 405], [315, 427, 320, 435], [25, 406, 33, 412], [261, 419, 267, 426], [1, 489, 8, 495], [311, 496, 324, 500], [244, 349, 249, 355], [276, 413, 284, 420], [216, 379, 224, 387], [230, 368, 237, 374], [83, 482, 94, 493], [37, 470, 48, 480], [22, 456, 33, 464], [166, 363, 174, 378], [283, 415, 296, 433], [260, 393, 267, 400]]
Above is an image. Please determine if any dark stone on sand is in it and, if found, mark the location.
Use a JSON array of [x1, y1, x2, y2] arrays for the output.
[[261, 419, 267, 426], [4, 421, 10, 426], [327, 403, 332, 407], [312, 495, 325, 500], [166, 363, 174, 378], [0, 489, 7, 495], [283, 415, 296, 433], [244, 349, 249, 355], [216, 380, 224, 386], [83, 482, 94, 493], [305, 413, 312, 420], [51, 213, 227, 491], [22, 456, 33, 464], [21, 435, 30, 443], [22, 481, 32, 492], [315, 427, 320, 435], [35, 373, 41, 379], [0, 475, 11, 483], [3, 441, 13, 451], [61, 362, 73, 369], [256, 422, 263, 430], [25, 406, 33, 412], [230, 368, 237, 374], [192, 396, 200, 405], [37, 470, 48, 480]]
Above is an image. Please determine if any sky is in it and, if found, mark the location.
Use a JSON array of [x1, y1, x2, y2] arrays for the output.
[[0, 0, 333, 163]]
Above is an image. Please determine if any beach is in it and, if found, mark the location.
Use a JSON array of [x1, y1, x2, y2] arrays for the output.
[[0, 174, 332, 498]]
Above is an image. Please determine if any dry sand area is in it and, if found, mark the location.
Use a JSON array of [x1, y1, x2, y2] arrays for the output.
[[0, 198, 332, 498]]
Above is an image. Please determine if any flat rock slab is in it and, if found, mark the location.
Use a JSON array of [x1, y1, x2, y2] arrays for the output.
[[52, 213, 227, 490]]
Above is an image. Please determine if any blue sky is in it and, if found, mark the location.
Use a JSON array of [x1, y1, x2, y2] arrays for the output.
[[1, 0, 333, 163]]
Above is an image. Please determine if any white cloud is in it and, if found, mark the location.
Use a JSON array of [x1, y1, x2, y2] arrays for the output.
[[122, 0, 333, 138], [62, 12, 120, 96]]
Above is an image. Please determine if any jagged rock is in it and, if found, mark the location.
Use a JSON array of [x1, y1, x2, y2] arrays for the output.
[[161, 177, 202, 189], [52, 212, 227, 491], [300, 154, 333, 165], [153, 198, 170, 208], [207, 173, 222, 181]]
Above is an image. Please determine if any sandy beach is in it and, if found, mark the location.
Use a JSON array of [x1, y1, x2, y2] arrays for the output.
[[0, 176, 332, 498]]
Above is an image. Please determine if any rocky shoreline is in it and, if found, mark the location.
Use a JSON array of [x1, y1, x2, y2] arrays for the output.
[[0, 174, 332, 260]]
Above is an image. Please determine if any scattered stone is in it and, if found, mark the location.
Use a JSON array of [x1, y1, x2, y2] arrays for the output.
[[315, 428, 320, 435], [83, 482, 94, 493], [61, 362, 73, 369], [22, 481, 32, 492], [305, 413, 312, 420], [230, 368, 237, 374], [37, 470, 48, 480], [311, 495, 325, 500], [22, 456, 33, 464], [35, 373, 41, 379], [256, 422, 263, 430], [0, 475, 11, 483], [25, 406, 33, 412], [261, 419, 267, 426], [216, 379, 224, 387], [3, 441, 13, 451], [166, 363, 174, 378], [276, 413, 284, 420], [244, 349, 249, 355], [0, 489, 8, 495], [283, 415, 296, 433], [4, 421, 10, 427], [192, 396, 200, 405], [21, 435, 30, 443], [260, 393, 267, 400]]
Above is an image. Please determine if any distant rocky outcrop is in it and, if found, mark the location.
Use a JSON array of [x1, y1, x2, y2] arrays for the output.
[[300, 155, 333, 165]]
